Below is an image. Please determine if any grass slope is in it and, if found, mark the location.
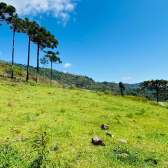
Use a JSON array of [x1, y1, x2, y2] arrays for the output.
[[0, 82, 168, 167]]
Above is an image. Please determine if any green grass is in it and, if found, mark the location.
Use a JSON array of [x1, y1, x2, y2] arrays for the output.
[[0, 82, 168, 167]]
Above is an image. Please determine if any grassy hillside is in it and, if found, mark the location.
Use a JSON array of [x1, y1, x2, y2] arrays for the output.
[[0, 60, 64, 87], [11, 61, 121, 92], [0, 60, 145, 94], [0, 80, 168, 167]]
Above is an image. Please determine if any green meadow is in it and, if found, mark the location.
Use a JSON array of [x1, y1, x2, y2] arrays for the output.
[[0, 80, 168, 167]]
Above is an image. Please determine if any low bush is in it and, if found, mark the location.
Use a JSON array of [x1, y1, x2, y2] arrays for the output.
[[149, 101, 159, 106], [29, 81, 37, 86], [124, 96, 148, 102], [29, 127, 56, 168], [70, 84, 76, 89], [112, 92, 119, 96], [14, 67, 23, 76], [104, 90, 110, 95]]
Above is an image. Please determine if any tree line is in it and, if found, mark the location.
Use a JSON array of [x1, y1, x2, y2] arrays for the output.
[[0, 2, 62, 83]]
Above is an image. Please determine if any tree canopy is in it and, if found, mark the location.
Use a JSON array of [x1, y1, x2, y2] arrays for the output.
[[45, 51, 62, 81], [0, 2, 16, 26], [30, 25, 59, 83], [140, 79, 168, 103], [119, 82, 125, 96]]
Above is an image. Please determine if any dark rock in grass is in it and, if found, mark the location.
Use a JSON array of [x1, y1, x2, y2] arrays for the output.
[[101, 124, 109, 130], [30, 118, 36, 121], [106, 133, 114, 138], [117, 139, 127, 144], [92, 136, 102, 145], [92, 136, 106, 146]]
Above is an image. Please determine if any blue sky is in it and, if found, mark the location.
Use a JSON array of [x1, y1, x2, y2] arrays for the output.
[[0, 0, 168, 83]]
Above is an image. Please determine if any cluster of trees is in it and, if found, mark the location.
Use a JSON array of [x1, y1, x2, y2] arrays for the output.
[[112, 80, 168, 103], [0, 2, 62, 83], [140, 80, 168, 103], [126, 80, 168, 103]]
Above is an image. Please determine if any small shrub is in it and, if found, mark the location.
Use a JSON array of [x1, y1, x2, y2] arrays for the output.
[[126, 112, 134, 118], [112, 92, 119, 96], [97, 92, 103, 96], [60, 107, 66, 113], [125, 96, 148, 102], [149, 101, 159, 106], [29, 81, 37, 86], [10, 82, 17, 87], [14, 67, 23, 76], [29, 127, 56, 168], [70, 84, 76, 89], [104, 90, 110, 95], [35, 112, 40, 116]]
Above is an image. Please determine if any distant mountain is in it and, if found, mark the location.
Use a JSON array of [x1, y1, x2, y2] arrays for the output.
[[124, 83, 142, 89]]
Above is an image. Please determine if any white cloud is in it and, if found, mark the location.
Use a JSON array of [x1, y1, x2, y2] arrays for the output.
[[122, 76, 134, 81], [0, 51, 1, 56], [2, 0, 80, 26], [39, 15, 44, 20], [74, 17, 76, 22], [63, 70, 67, 73], [63, 63, 72, 68]]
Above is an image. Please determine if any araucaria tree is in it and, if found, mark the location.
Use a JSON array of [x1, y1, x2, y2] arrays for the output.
[[23, 18, 39, 81], [119, 82, 125, 96], [0, 2, 16, 27], [7, 16, 25, 78], [40, 56, 49, 79], [140, 79, 168, 103], [44, 51, 62, 83], [31, 27, 59, 83]]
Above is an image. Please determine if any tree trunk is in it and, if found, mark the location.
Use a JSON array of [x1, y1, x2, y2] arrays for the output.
[[26, 36, 30, 81], [156, 88, 159, 103], [43, 65, 45, 80], [36, 42, 39, 83], [50, 60, 52, 85], [91, 81, 92, 90], [11, 30, 15, 78]]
